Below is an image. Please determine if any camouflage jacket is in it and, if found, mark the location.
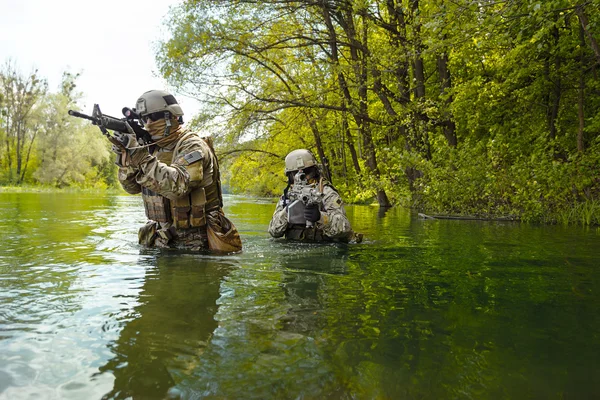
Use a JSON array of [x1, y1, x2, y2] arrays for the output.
[[118, 130, 221, 249], [268, 182, 353, 242], [118, 130, 216, 200]]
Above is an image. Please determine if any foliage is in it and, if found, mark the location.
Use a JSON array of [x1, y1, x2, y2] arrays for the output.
[[0, 59, 47, 184], [0, 67, 118, 189], [156, 0, 600, 224]]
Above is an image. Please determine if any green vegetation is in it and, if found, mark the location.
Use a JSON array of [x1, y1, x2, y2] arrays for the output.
[[2, 1, 599, 225], [156, 0, 600, 225], [0, 61, 117, 190]]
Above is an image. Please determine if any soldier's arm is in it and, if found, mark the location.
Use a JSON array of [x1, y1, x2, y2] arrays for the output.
[[268, 197, 288, 238], [133, 135, 205, 200], [316, 185, 353, 239], [118, 165, 142, 194]]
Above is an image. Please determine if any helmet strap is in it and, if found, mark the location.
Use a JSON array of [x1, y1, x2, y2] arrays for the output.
[[163, 111, 171, 136]]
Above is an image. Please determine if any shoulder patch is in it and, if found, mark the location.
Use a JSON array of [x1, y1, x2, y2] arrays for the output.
[[183, 150, 203, 165]]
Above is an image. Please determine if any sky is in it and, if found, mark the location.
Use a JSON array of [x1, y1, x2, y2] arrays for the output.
[[0, 0, 198, 119]]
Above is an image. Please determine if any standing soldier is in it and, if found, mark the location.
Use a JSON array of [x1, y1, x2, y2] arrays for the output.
[[268, 149, 360, 243], [114, 90, 242, 252]]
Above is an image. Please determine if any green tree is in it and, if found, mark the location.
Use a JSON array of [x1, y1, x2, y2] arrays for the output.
[[0, 60, 47, 184], [155, 0, 600, 223], [33, 72, 113, 188]]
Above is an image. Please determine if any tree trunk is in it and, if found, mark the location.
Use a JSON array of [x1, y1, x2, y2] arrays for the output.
[[411, 0, 426, 99], [409, 0, 431, 161], [20, 128, 38, 183], [578, 22, 586, 153], [16, 120, 22, 182], [322, 1, 391, 207], [545, 18, 561, 141], [4, 114, 13, 182], [385, 0, 411, 104], [306, 115, 332, 181], [437, 51, 457, 147], [342, 106, 361, 175], [576, 6, 600, 66]]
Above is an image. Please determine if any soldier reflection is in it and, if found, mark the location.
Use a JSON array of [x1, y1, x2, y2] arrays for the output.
[[278, 245, 349, 336], [97, 253, 237, 400], [168, 244, 350, 398]]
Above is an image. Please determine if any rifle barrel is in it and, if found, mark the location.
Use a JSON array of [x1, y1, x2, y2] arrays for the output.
[[68, 110, 97, 122]]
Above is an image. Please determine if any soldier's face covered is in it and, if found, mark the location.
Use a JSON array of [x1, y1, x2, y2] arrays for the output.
[[287, 166, 320, 185], [144, 116, 181, 140]]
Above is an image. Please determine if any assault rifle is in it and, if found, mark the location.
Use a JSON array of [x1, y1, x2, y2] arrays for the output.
[[287, 170, 324, 228], [68, 104, 153, 150]]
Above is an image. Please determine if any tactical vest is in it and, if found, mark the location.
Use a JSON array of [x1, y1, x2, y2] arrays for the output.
[[283, 178, 334, 242], [285, 226, 328, 242], [141, 134, 221, 229]]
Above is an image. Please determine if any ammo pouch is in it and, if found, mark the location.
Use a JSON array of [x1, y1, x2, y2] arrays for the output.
[[285, 226, 326, 242], [142, 187, 171, 223], [171, 187, 207, 229]]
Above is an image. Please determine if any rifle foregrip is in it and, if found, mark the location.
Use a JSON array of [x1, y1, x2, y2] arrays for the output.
[[100, 117, 129, 133]]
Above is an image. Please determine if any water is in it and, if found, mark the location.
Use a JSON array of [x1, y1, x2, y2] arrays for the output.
[[0, 192, 599, 399]]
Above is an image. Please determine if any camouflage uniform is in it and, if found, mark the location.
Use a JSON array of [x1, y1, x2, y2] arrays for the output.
[[119, 129, 223, 250], [268, 180, 354, 242]]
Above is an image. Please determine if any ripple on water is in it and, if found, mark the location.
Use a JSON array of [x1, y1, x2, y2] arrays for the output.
[[1, 193, 600, 399]]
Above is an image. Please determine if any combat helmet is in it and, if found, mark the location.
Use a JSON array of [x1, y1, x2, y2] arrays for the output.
[[284, 149, 318, 174], [135, 90, 184, 119]]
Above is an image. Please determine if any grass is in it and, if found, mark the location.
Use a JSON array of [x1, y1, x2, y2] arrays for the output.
[[554, 200, 600, 226]]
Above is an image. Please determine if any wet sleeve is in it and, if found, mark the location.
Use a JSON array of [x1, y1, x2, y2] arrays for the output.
[[316, 185, 353, 239], [268, 197, 288, 238], [134, 135, 205, 200], [118, 166, 142, 194]]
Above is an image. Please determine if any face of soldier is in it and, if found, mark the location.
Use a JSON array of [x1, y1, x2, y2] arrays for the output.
[[144, 116, 180, 140], [288, 167, 318, 185]]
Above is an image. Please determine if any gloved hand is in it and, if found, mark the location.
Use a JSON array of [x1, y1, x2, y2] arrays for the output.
[[111, 142, 124, 166], [112, 130, 150, 168], [114, 130, 138, 149], [304, 203, 321, 223], [112, 131, 137, 167]]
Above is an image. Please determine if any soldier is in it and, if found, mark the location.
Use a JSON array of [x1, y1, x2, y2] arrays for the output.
[[114, 90, 241, 252], [268, 149, 360, 243]]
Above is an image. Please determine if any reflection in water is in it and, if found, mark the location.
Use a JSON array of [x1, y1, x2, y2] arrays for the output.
[[1, 193, 600, 399], [97, 253, 237, 400], [173, 244, 352, 399]]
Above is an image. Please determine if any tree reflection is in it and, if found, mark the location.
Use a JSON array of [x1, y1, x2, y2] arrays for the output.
[[167, 244, 350, 399], [97, 253, 237, 400]]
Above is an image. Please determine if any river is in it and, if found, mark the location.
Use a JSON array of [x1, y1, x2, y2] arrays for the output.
[[0, 192, 598, 399]]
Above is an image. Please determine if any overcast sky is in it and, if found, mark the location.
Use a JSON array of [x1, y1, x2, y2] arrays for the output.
[[0, 0, 198, 118]]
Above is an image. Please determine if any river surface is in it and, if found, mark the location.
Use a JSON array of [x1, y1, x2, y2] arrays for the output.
[[0, 192, 599, 399]]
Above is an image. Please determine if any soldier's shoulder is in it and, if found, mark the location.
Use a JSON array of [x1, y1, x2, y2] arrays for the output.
[[322, 181, 340, 194], [176, 131, 211, 152], [176, 130, 204, 145]]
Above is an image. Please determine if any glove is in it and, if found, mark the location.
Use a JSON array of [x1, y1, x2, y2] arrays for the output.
[[114, 130, 138, 149], [111, 132, 136, 167], [113, 130, 150, 168], [304, 203, 321, 223]]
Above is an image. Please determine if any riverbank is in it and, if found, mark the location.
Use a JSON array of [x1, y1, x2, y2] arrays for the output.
[[2, 184, 598, 227], [0, 185, 124, 194], [417, 205, 600, 227]]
